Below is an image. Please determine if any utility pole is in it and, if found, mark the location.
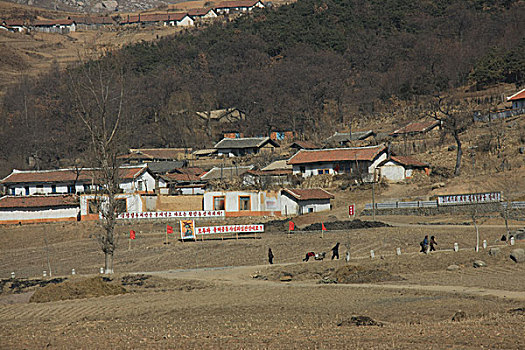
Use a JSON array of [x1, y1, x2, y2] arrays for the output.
[[372, 168, 376, 221]]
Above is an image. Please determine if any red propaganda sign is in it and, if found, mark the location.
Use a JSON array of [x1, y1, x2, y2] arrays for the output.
[[348, 204, 355, 216], [167, 225, 174, 234], [130, 230, 136, 240]]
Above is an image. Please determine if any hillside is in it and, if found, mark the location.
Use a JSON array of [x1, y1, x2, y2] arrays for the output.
[[0, 0, 524, 176]]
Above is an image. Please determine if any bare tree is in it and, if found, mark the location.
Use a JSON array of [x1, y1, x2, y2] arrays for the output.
[[68, 59, 126, 274], [430, 97, 474, 176]]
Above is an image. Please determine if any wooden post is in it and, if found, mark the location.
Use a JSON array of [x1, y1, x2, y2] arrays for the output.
[[165, 230, 169, 245], [128, 237, 131, 251]]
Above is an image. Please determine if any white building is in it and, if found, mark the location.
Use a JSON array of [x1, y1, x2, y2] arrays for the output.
[[508, 88, 525, 110], [0, 195, 79, 224], [1, 165, 156, 196], [280, 188, 334, 216], [203, 190, 280, 217], [377, 156, 429, 182], [214, 137, 279, 157], [80, 193, 143, 220], [215, 0, 265, 14], [287, 145, 387, 182]]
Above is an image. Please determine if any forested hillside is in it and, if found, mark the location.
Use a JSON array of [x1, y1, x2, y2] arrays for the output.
[[1, 0, 524, 172]]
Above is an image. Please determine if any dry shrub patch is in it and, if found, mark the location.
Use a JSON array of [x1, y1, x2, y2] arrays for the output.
[[30, 276, 126, 303]]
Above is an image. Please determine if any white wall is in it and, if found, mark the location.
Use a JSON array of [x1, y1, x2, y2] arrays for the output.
[[280, 194, 331, 216], [80, 193, 143, 216], [204, 191, 279, 212], [379, 161, 406, 182], [0, 207, 79, 222], [120, 171, 156, 193], [177, 16, 194, 26], [8, 183, 90, 196]]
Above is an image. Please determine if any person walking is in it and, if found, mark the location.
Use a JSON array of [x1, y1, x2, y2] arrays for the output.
[[268, 248, 274, 264], [331, 242, 340, 260], [429, 236, 437, 252], [420, 235, 429, 253]]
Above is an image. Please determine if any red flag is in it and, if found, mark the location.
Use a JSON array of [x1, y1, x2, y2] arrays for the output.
[[321, 223, 327, 231], [289, 221, 295, 231], [130, 230, 136, 240], [167, 225, 174, 234]]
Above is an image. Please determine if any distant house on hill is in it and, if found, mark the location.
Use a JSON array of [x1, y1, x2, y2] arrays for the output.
[[287, 145, 388, 182], [1, 20, 28, 32], [119, 148, 192, 164], [508, 88, 525, 110], [289, 141, 321, 151], [187, 8, 218, 20], [215, 0, 265, 14], [214, 137, 280, 157], [192, 148, 218, 159], [280, 188, 334, 216], [68, 16, 115, 29], [377, 155, 430, 182], [1, 165, 156, 195], [195, 108, 245, 124], [119, 13, 194, 27], [31, 19, 76, 33], [390, 119, 440, 138], [324, 130, 375, 146]]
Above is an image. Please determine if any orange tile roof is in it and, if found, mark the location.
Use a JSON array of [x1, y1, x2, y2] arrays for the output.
[[173, 167, 205, 176], [187, 8, 214, 16], [391, 120, 440, 135], [508, 88, 525, 101], [0, 195, 78, 209], [160, 173, 202, 182], [287, 145, 386, 165], [1, 166, 146, 184], [282, 188, 334, 201], [216, 0, 261, 8], [32, 19, 75, 26]]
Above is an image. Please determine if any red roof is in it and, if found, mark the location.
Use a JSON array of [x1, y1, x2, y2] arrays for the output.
[[508, 88, 525, 101], [282, 188, 334, 201], [32, 19, 75, 26], [216, 0, 261, 8], [287, 145, 386, 165], [121, 13, 188, 24], [391, 120, 440, 135], [0, 195, 78, 209], [389, 156, 428, 168], [187, 8, 214, 16], [173, 167, 205, 176], [1, 166, 147, 184], [3, 20, 25, 26], [160, 173, 202, 182]]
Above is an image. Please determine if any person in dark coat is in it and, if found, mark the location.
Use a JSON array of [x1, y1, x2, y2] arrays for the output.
[[420, 235, 429, 253], [331, 242, 340, 260], [268, 248, 274, 264], [303, 252, 315, 262], [429, 236, 437, 252]]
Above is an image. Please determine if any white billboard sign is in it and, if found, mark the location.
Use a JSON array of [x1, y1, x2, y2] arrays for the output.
[[437, 192, 501, 206], [195, 224, 264, 235], [117, 210, 225, 220]]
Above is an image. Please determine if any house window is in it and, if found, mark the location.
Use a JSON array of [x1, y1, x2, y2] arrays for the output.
[[308, 207, 314, 213], [317, 169, 329, 175], [87, 199, 99, 214], [299, 166, 306, 173], [115, 199, 127, 213], [51, 185, 56, 194], [137, 181, 144, 191], [24, 186, 29, 195], [10, 188, 15, 195], [239, 196, 251, 211], [213, 196, 225, 210], [68, 185, 75, 194]]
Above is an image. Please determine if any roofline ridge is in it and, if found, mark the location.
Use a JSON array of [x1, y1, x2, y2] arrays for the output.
[[507, 87, 525, 100], [298, 144, 385, 152]]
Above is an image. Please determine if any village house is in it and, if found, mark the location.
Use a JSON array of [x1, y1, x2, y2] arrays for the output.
[[119, 148, 192, 164], [390, 119, 440, 138], [196, 108, 246, 124], [242, 169, 293, 188], [324, 130, 376, 147], [508, 88, 525, 110], [200, 165, 254, 181], [1, 20, 28, 32], [80, 193, 143, 221], [203, 190, 280, 216], [262, 159, 292, 171], [287, 145, 388, 182], [215, 0, 265, 14], [269, 131, 295, 141], [280, 188, 334, 216], [31, 19, 76, 33], [1, 165, 156, 196], [377, 155, 430, 182], [289, 141, 321, 151], [68, 16, 115, 30], [158, 168, 207, 195], [192, 148, 218, 159], [187, 8, 219, 21], [119, 13, 194, 27], [214, 137, 280, 157], [0, 194, 79, 224]]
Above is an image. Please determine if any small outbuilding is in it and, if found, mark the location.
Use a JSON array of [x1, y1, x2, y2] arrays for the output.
[[280, 188, 334, 216], [0, 195, 79, 224], [377, 155, 430, 182]]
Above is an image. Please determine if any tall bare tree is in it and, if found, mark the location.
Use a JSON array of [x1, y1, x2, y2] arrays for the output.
[[430, 97, 473, 176], [68, 59, 126, 274]]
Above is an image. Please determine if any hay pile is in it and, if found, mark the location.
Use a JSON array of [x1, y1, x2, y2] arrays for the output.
[[30, 277, 126, 303]]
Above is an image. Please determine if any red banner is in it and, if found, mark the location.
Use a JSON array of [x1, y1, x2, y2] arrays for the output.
[[348, 205, 355, 216], [289, 221, 295, 231], [130, 230, 136, 240], [321, 223, 327, 231], [167, 225, 174, 234]]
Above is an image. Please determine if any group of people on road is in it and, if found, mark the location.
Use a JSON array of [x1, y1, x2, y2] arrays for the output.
[[420, 235, 437, 253], [269, 242, 342, 264]]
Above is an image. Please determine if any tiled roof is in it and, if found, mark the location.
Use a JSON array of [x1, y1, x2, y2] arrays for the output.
[[200, 166, 254, 180], [262, 159, 292, 171], [0, 195, 79, 209], [1, 166, 147, 184], [389, 156, 428, 168], [282, 188, 334, 201], [214, 137, 279, 149], [216, 0, 262, 8], [160, 173, 202, 182], [187, 8, 215, 16], [146, 161, 187, 174], [32, 19, 75, 26], [391, 120, 440, 135], [121, 148, 191, 161], [192, 148, 217, 156], [3, 20, 26, 26], [324, 130, 375, 144], [173, 167, 205, 176], [290, 141, 321, 149], [120, 13, 188, 24], [287, 145, 386, 165], [508, 88, 525, 101]]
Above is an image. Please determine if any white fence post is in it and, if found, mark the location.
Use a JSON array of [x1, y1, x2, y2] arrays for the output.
[[454, 243, 459, 252]]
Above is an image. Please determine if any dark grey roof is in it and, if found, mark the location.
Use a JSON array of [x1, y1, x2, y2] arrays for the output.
[[147, 161, 187, 174], [200, 165, 254, 180], [214, 137, 279, 149], [324, 131, 375, 144]]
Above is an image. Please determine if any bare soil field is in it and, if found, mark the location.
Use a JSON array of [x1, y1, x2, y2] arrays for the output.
[[1, 216, 524, 349]]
